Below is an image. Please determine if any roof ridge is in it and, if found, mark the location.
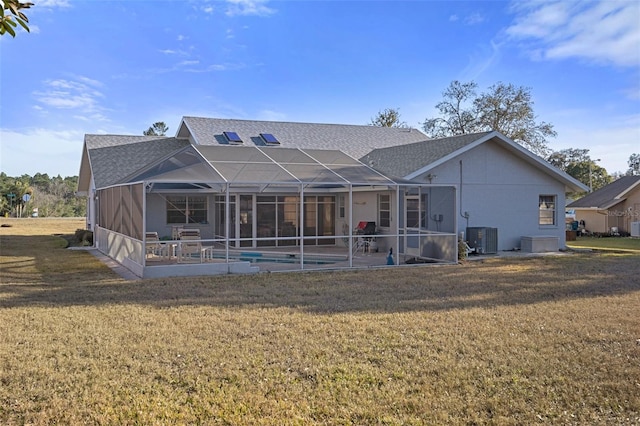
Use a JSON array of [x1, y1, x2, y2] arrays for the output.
[[183, 116, 423, 132]]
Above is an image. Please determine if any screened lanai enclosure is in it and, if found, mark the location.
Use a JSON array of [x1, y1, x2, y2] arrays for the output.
[[93, 145, 458, 278]]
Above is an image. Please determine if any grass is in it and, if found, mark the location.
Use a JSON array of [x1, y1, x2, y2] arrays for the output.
[[567, 236, 640, 253], [1, 218, 639, 425]]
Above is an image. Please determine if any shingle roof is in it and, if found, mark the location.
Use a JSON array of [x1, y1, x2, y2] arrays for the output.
[[567, 175, 640, 209], [179, 116, 428, 160], [359, 132, 492, 178], [85, 135, 189, 188]]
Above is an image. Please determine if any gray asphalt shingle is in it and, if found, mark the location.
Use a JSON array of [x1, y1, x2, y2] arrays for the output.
[[180, 116, 428, 160], [85, 135, 189, 188], [568, 175, 640, 209], [359, 132, 492, 178]]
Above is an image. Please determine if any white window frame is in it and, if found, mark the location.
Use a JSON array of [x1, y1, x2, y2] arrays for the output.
[[166, 195, 208, 224], [378, 193, 391, 229], [539, 195, 556, 226]]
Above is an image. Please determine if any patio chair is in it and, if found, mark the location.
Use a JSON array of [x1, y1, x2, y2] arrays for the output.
[[172, 226, 183, 240], [178, 230, 203, 263], [145, 232, 168, 261], [353, 221, 377, 254], [178, 228, 200, 238]]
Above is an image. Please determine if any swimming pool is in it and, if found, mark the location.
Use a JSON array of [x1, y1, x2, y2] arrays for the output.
[[204, 250, 345, 265]]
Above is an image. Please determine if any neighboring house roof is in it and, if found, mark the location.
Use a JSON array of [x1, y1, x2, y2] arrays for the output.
[[176, 116, 428, 160], [78, 135, 189, 191], [360, 131, 589, 192], [567, 175, 640, 210]]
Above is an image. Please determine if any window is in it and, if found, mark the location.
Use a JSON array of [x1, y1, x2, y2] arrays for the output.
[[260, 133, 280, 145], [166, 195, 207, 224], [223, 131, 243, 144], [378, 193, 391, 228], [539, 195, 556, 226]]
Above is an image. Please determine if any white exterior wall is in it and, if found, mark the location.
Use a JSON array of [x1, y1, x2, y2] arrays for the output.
[[413, 142, 567, 251]]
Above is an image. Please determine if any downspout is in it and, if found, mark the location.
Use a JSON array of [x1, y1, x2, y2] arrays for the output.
[[348, 184, 353, 268], [459, 160, 470, 230]]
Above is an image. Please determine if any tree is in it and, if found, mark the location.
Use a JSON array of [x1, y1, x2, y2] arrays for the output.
[[1, 0, 33, 37], [547, 148, 611, 192], [423, 80, 556, 156], [370, 108, 407, 128], [0, 173, 85, 217], [143, 122, 169, 136], [423, 81, 479, 137], [547, 148, 591, 171], [627, 153, 640, 176]]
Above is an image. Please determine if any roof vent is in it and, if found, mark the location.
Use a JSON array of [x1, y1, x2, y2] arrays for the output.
[[260, 133, 280, 145], [223, 131, 243, 144]]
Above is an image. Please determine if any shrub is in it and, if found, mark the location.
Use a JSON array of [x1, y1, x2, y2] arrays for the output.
[[458, 238, 468, 262], [74, 229, 93, 245]]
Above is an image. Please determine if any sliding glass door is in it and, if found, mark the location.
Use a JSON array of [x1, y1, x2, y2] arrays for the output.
[[215, 194, 334, 248]]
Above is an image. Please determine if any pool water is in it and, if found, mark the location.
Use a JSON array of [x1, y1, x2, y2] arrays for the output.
[[208, 251, 339, 265]]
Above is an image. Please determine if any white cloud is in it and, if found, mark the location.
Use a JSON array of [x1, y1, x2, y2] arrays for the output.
[[449, 12, 484, 26], [0, 128, 84, 177], [34, 77, 105, 113], [225, 0, 275, 17], [31, 76, 110, 125], [460, 39, 503, 81], [507, 0, 640, 68], [36, 0, 71, 7], [465, 12, 485, 26]]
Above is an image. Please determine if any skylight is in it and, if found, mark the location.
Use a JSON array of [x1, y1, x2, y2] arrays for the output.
[[260, 133, 280, 145], [223, 131, 243, 144]]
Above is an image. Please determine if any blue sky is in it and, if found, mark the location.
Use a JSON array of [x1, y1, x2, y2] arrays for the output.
[[1, 0, 638, 177]]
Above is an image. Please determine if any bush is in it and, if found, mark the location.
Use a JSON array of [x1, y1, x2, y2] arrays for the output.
[[458, 238, 468, 262], [74, 229, 93, 245]]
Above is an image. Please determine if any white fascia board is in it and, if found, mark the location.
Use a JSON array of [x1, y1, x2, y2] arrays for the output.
[[403, 130, 590, 192], [615, 180, 640, 199], [503, 141, 589, 192], [176, 117, 199, 144]]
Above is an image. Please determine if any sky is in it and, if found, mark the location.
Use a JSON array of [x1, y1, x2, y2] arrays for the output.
[[1, 0, 639, 178]]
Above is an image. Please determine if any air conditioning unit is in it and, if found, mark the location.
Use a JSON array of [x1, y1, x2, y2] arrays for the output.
[[631, 222, 640, 237], [466, 227, 498, 254]]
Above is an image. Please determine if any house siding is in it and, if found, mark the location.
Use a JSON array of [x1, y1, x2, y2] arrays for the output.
[[574, 185, 640, 234], [411, 141, 567, 251]]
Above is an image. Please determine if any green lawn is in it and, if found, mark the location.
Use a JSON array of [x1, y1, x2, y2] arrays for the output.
[[567, 236, 640, 252]]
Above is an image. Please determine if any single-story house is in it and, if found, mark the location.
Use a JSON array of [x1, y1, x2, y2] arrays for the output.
[[567, 175, 640, 235], [77, 117, 458, 278], [360, 131, 589, 252]]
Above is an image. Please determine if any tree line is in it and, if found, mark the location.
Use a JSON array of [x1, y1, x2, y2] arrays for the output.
[[0, 173, 85, 218]]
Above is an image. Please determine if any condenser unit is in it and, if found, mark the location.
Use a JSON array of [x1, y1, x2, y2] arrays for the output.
[[631, 222, 640, 237], [466, 227, 498, 254]]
